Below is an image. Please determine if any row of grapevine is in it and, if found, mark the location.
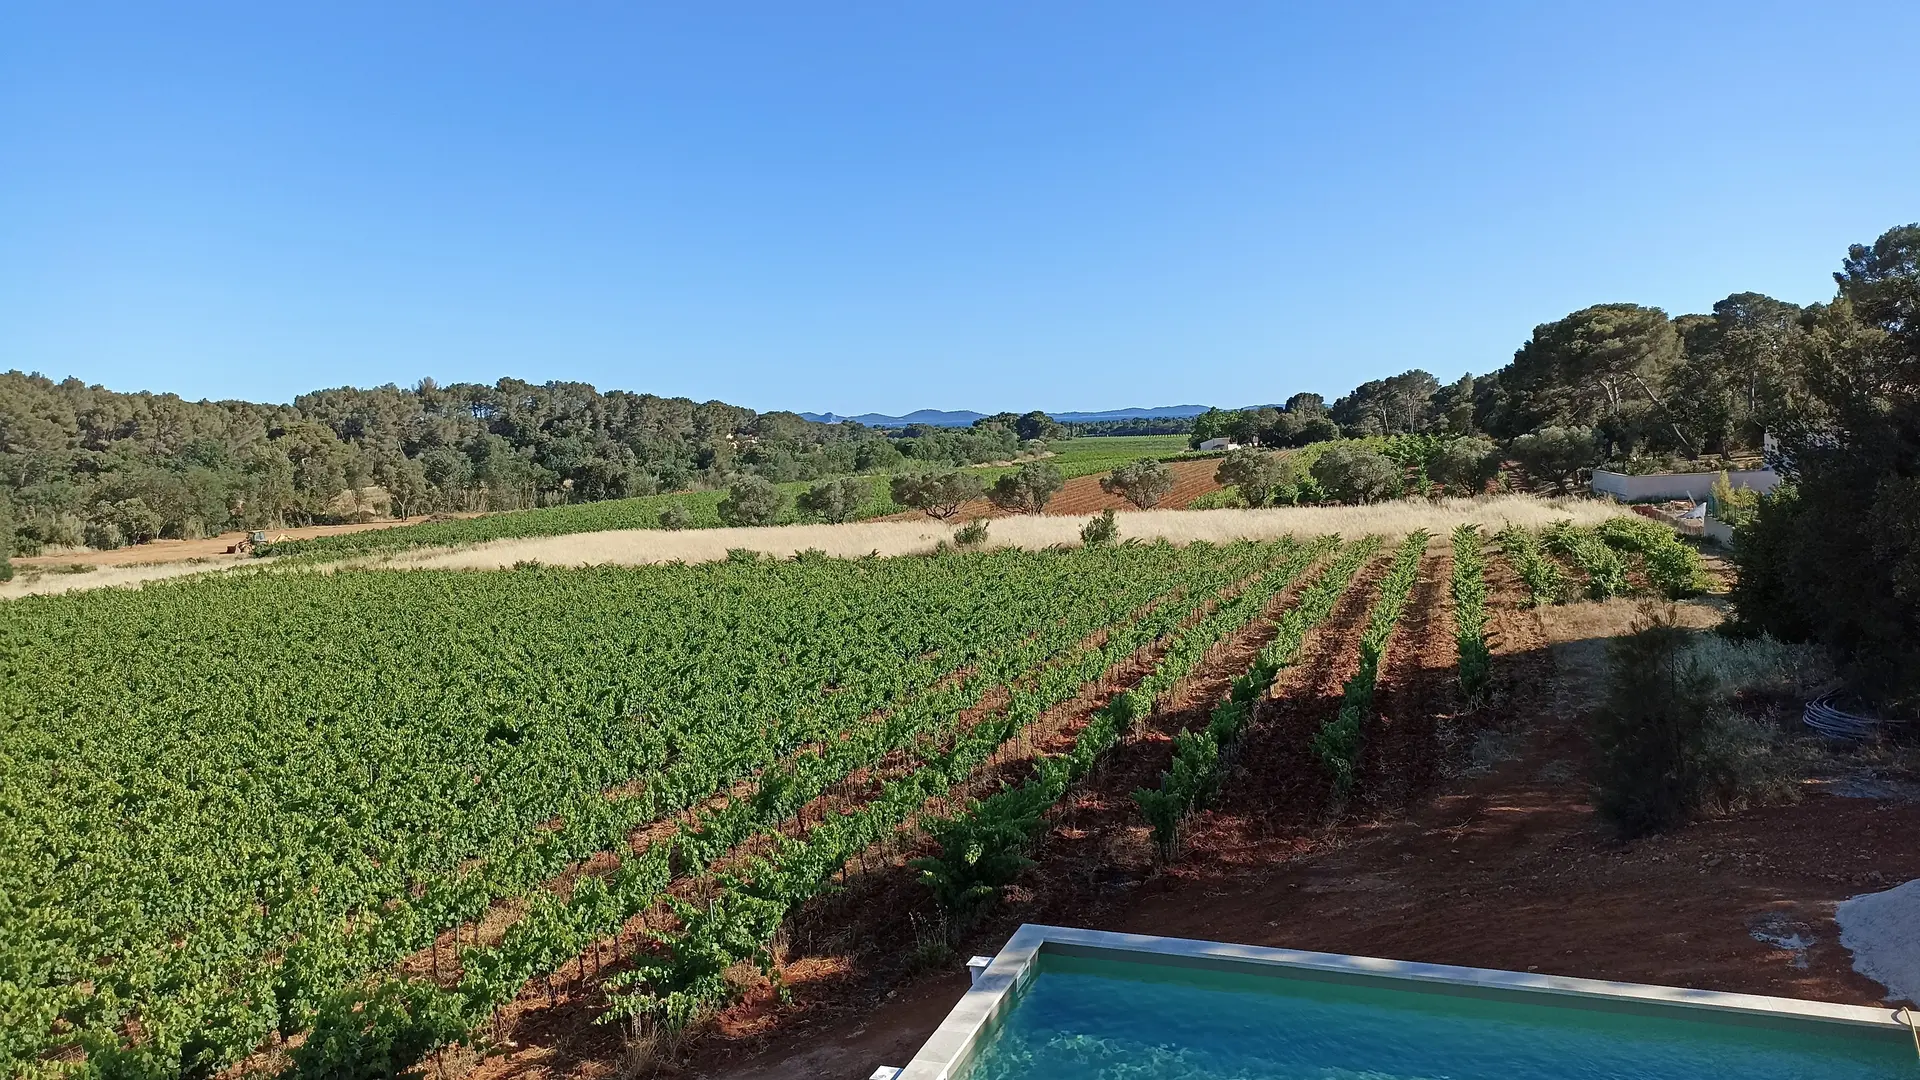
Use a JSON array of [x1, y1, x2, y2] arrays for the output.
[[1133, 538, 1383, 857], [1496, 523, 1571, 606], [1543, 522, 1631, 598], [279, 541, 1325, 1076], [264, 541, 1273, 1058], [1594, 516, 1712, 598], [1309, 531, 1430, 798], [0, 542, 1272, 1078], [1451, 525, 1492, 700]]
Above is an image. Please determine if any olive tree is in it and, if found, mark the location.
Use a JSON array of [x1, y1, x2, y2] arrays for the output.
[[796, 475, 870, 523], [890, 470, 984, 521], [986, 461, 1064, 515], [1309, 445, 1401, 504], [1428, 436, 1501, 495], [1509, 426, 1600, 492], [717, 475, 786, 526], [1099, 458, 1176, 509], [1213, 449, 1296, 506]]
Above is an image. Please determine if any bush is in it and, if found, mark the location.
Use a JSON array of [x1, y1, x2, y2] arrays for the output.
[[986, 461, 1064, 514], [1186, 488, 1243, 511], [1429, 436, 1500, 494], [1589, 609, 1722, 837], [909, 785, 1048, 934], [657, 502, 692, 530], [1726, 485, 1813, 641], [1080, 509, 1118, 547], [953, 518, 990, 546], [1591, 607, 1814, 837], [890, 470, 984, 521], [1309, 445, 1400, 503], [717, 476, 786, 527], [795, 476, 869, 523], [1709, 471, 1759, 528], [0, 495, 12, 582], [83, 520, 127, 551], [1099, 458, 1176, 509]]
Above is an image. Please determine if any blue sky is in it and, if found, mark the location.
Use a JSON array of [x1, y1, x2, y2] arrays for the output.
[[3, 3, 1916, 415]]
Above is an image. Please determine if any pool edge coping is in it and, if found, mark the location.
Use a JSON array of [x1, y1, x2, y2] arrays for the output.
[[894, 923, 1913, 1080]]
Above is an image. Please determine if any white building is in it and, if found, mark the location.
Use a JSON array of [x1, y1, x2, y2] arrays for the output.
[[1197, 438, 1239, 451]]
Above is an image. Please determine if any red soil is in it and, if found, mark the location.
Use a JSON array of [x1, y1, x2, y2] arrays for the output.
[[887, 458, 1226, 524], [670, 560, 1920, 1080]]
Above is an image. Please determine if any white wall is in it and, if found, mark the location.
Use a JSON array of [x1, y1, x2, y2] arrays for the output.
[[1589, 468, 1780, 502]]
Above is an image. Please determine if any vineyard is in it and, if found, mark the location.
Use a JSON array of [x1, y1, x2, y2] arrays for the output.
[[0, 513, 1712, 1079]]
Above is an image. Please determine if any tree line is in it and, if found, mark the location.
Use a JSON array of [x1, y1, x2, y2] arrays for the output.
[[1189, 288, 1814, 465], [0, 377, 1026, 566]]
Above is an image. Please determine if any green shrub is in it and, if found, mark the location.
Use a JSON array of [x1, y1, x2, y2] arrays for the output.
[[1213, 449, 1297, 506], [1186, 488, 1243, 511], [1100, 458, 1176, 509], [909, 784, 1048, 933], [1309, 445, 1400, 504], [1709, 471, 1760, 528], [1726, 485, 1814, 642], [1430, 436, 1500, 495], [1589, 611, 1721, 837], [986, 461, 1064, 514], [83, 520, 127, 551], [1080, 509, 1118, 547], [953, 518, 990, 546], [795, 475, 870, 523], [657, 502, 693, 530], [717, 476, 786, 527]]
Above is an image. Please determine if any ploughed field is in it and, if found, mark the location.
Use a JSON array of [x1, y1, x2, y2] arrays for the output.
[[0, 516, 1707, 1080]]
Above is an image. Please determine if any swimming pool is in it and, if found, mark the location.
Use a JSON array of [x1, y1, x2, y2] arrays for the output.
[[887, 925, 1916, 1080]]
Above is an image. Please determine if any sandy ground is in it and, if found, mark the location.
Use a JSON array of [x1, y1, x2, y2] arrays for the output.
[[388, 496, 1625, 571], [0, 517, 489, 599], [0, 558, 281, 599], [1837, 879, 1920, 1005]]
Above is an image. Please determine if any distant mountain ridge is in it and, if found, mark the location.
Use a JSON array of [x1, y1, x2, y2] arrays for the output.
[[798, 404, 1219, 427]]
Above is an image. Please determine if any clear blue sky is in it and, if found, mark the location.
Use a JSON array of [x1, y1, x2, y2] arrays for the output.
[[3, 3, 1916, 415]]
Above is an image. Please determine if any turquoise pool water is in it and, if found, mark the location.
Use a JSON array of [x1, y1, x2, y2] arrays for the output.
[[962, 953, 1913, 1080]]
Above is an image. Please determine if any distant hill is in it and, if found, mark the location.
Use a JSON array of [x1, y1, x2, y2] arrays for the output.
[[799, 405, 1216, 428]]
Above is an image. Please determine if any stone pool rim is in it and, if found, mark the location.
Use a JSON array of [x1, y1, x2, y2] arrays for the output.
[[892, 923, 1914, 1080]]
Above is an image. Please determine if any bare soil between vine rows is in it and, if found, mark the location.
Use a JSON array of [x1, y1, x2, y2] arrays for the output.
[[666, 561, 1920, 1080]]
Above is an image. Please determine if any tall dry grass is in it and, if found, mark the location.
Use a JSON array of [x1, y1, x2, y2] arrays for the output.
[[0, 558, 268, 599], [390, 495, 1627, 571]]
